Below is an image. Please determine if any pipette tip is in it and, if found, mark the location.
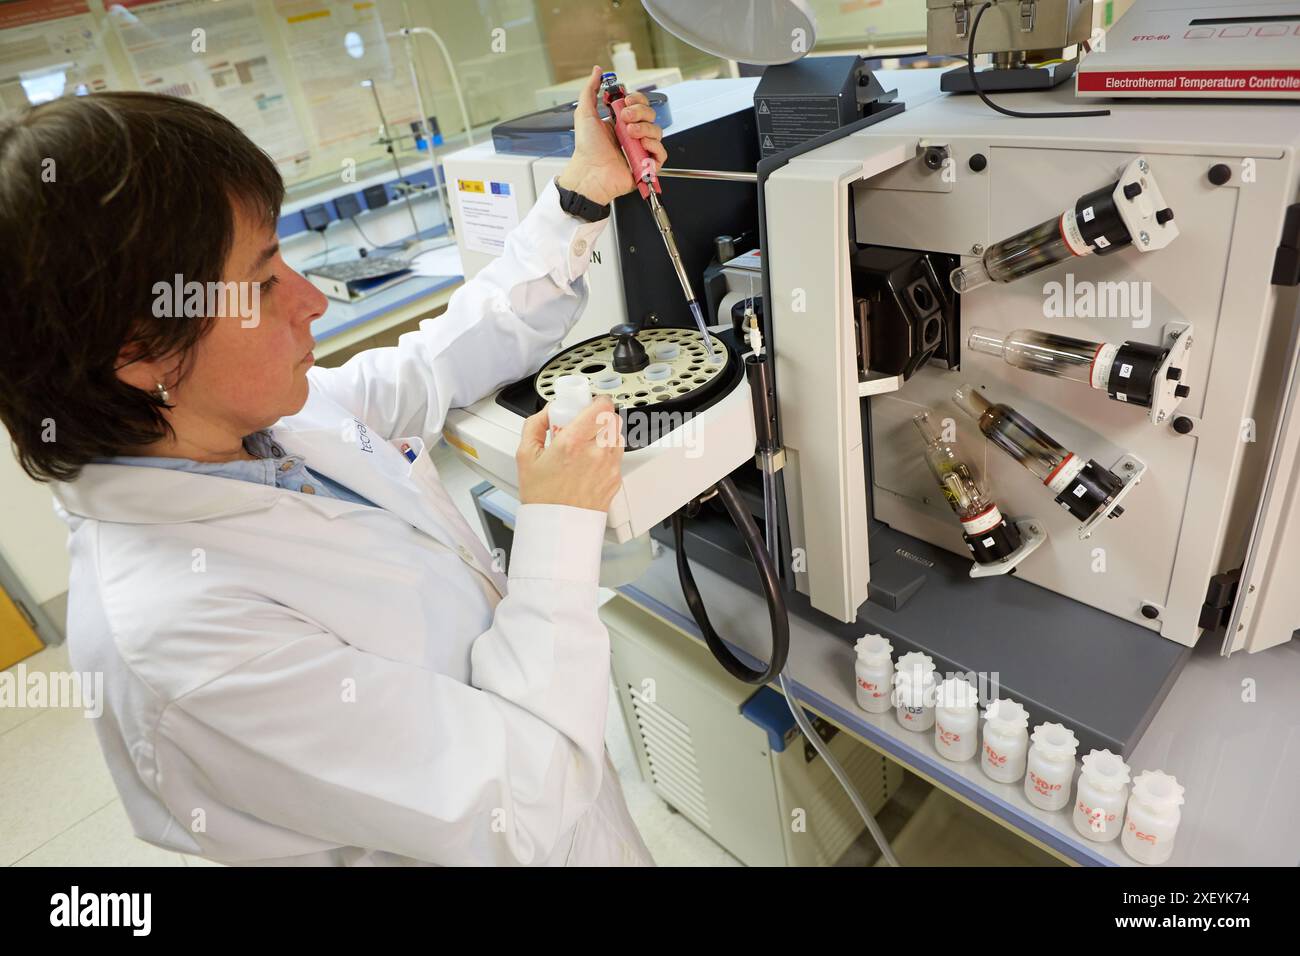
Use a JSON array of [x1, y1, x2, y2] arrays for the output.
[[687, 300, 718, 362]]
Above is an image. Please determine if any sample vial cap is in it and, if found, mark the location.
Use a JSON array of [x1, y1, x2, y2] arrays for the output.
[[935, 677, 980, 710], [855, 633, 893, 666], [554, 374, 591, 404], [1131, 769, 1184, 809], [894, 650, 936, 677], [1030, 721, 1080, 760], [983, 698, 1029, 731], [1080, 749, 1132, 791]]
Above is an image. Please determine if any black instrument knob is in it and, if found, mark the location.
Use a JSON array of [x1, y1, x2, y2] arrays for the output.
[[610, 323, 649, 372]]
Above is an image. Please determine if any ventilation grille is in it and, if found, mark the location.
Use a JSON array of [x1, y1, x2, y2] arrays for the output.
[[781, 736, 897, 865], [626, 684, 711, 827], [807, 743, 889, 856]]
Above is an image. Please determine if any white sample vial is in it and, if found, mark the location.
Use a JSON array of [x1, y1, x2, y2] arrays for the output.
[[981, 698, 1030, 783], [1122, 770, 1184, 865], [1024, 722, 1079, 811], [549, 374, 591, 428], [611, 41, 638, 76], [933, 677, 980, 762], [853, 634, 894, 714], [1073, 749, 1131, 842], [893, 651, 936, 732]]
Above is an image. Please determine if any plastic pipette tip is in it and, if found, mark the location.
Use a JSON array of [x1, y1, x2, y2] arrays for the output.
[[687, 300, 718, 362]]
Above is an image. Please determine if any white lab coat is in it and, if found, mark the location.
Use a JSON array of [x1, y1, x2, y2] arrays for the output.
[[51, 179, 654, 867]]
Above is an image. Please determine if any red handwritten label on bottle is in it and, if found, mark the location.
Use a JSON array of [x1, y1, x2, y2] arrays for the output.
[[1126, 821, 1158, 843], [984, 743, 1007, 766], [1077, 800, 1117, 823], [1028, 771, 1061, 795], [937, 721, 960, 746]]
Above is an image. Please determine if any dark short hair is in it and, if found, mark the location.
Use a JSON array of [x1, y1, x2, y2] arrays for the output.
[[0, 92, 284, 482]]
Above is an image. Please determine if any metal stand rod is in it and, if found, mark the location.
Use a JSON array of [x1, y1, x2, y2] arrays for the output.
[[654, 168, 758, 182], [365, 77, 422, 238]]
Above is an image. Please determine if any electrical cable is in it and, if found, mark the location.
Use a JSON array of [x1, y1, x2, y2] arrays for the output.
[[763, 467, 901, 867], [671, 477, 788, 685], [349, 215, 406, 253], [670, 335, 902, 865], [965, 1, 1110, 120], [295, 228, 334, 265], [776, 678, 901, 865]]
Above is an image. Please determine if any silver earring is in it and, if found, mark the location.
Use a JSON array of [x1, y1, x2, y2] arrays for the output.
[[154, 382, 170, 404]]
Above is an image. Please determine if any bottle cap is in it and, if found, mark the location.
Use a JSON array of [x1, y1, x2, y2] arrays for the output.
[[935, 677, 979, 710], [1131, 769, 1184, 810], [983, 698, 1029, 732], [1080, 749, 1132, 791], [1030, 722, 1079, 760], [894, 650, 936, 679], [854, 633, 893, 667], [553, 374, 591, 405]]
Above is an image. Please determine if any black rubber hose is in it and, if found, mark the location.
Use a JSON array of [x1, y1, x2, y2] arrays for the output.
[[671, 476, 789, 684]]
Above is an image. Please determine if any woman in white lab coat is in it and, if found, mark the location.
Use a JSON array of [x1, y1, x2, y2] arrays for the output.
[[0, 67, 667, 865]]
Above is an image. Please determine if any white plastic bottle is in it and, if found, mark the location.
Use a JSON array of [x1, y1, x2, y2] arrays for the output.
[[549, 374, 591, 428], [980, 698, 1030, 783], [1024, 722, 1079, 811], [1073, 749, 1131, 842], [1122, 770, 1184, 865], [853, 634, 894, 714], [933, 677, 980, 762], [545, 373, 642, 584], [893, 651, 936, 732], [611, 41, 638, 77]]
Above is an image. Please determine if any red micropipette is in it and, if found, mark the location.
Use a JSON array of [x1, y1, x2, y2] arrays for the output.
[[599, 71, 716, 361]]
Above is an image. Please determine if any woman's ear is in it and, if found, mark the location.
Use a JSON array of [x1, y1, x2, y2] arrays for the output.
[[114, 340, 164, 393]]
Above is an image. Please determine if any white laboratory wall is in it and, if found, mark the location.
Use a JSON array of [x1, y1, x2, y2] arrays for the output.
[[0, 439, 68, 608]]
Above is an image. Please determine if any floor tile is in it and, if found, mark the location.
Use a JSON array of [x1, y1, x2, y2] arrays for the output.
[[13, 800, 184, 867], [0, 705, 119, 865]]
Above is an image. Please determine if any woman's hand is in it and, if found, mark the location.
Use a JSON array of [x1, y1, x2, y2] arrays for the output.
[[516, 397, 624, 511], [555, 65, 667, 207]]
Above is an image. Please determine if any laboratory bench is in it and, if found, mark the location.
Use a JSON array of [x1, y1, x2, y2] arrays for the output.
[[475, 489, 1300, 867], [304, 234, 464, 361]]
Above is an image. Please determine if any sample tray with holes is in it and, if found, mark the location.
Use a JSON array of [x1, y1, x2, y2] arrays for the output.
[[493, 326, 747, 450], [536, 328, 729, 410]]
